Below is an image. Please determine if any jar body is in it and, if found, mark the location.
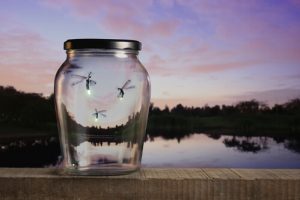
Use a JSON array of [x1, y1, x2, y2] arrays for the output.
[[54, 49, 150, 175]]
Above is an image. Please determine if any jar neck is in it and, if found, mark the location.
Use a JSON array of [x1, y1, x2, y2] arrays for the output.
[[66, 49, 139, 59]]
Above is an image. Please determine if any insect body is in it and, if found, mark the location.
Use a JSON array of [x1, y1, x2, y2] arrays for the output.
[[92, 109, 107, 121], [117, 80, 135, 98], [71, 72, 96, 94]]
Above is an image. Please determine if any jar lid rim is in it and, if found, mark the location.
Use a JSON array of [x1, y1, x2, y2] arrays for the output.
[[64, 39, 142, 50]]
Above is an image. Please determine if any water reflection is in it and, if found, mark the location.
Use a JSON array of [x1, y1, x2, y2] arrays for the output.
[[284, 139, 300, 153], [142, 133, 300, 168], [0, 132, 300, 168], [223, 136, 269, 153], [0, 136, 60, 167]]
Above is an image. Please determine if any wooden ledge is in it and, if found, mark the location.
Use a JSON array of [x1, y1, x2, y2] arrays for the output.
[[0, 168, 299, 199]]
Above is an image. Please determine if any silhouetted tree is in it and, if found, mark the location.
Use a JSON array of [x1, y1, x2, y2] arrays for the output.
[[272, 104, 284, 114], [162, 105, 170, 114], [235, 99, 260, 113], [0, 86, 56, 129], [171, 104, 185, 114], [284, 98, 300, 113], [221, 105, 237, 115]]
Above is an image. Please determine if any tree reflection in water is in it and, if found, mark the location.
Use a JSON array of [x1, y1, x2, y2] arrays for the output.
[[146, 131, 300, 155], [1, 132, 300, 167], [284, 139, 300, 153], [223, 136, 269, 153]]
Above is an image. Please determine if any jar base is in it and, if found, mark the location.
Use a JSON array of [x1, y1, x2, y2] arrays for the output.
[[61, 164, 140, 176]]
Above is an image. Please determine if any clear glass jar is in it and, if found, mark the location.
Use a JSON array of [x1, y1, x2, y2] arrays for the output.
[[54, 39, 151, 175]]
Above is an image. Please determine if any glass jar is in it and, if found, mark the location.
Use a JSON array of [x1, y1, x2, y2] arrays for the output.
[[54, 39, 151, 175]]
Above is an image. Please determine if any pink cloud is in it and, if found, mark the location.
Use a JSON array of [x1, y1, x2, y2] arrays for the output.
[[0, 61, 58, 95], [226, 88, 300, 106], [145, 52, 262, 76], [172, 0, 300, 61], [190, 61, 261, 74], [100, 2, 179, 40], [289, 0, 300, 7], [103, 17, 179, 40], [145, 54, 169, 76], [41, 0, 107, 16], [0, 29, 45, 60], [42, 0, 179, 40], [0, 27, 60, 95], [58, 0, 152, 18]]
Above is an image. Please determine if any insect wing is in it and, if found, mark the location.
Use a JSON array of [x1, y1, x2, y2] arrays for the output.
[[71, 79, 85, 86], [121, 80, 131, 89], [71, 74, 87, 79], [124, 85, 135, 90]]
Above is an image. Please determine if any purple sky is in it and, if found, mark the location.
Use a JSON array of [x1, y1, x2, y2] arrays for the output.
[[0, 0, 300, 108]]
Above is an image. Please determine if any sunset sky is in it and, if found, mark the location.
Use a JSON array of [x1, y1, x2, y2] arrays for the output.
[[0, 0, 299, 108]]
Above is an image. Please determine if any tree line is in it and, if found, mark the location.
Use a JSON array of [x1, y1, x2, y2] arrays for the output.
[[149, 98, 300, 116], [0, 86, 55, 129], [0, 86, 299, 134]]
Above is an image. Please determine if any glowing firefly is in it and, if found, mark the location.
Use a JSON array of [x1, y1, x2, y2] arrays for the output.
[[71, 72, 96, 94], [92, 109, 106, 122], [117, 80, 135, 99]]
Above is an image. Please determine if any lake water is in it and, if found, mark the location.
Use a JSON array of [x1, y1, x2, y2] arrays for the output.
[[1, 132, 300, 168], [142, 133, 300, 168]]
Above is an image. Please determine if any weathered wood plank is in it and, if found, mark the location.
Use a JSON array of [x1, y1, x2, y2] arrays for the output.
[[203, 168, 245, 200], [0, 168, 299, 200], [271, 169, 300, 179], [232, 169, 300, 200], [203, 168, 241, 179], [232, 169, 279, 180]]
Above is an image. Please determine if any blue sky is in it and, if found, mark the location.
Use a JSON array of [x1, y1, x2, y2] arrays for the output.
[[0, 0, 300, 107]]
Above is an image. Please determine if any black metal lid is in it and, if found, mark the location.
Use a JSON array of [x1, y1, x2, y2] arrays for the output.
[[64, 39, 141, 50]]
